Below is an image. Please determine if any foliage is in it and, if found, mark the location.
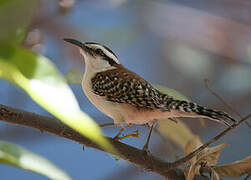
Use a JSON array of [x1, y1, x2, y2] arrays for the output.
[[184, 136, 251, 179], [0, 0, 115, 179], [0, 140, 71, 180]]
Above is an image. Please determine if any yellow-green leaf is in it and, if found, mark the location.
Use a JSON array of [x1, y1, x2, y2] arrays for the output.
[[0, 140, 71, 180], [0, 47, 114, 152], [154, 85, 190, 101], [64, 68, 83, 85], [158, 119, 195, 149], [0, 0, 37, 46], [214, 155, 251, 178]]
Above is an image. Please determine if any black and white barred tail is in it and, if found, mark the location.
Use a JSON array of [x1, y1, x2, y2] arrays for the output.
[[165, 98, 236, 126]]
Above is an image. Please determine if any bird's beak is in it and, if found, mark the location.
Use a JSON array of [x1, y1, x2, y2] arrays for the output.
[[63, 38, 87, 51], [63, 38, 83, 47], [63, 38, 94, 59]]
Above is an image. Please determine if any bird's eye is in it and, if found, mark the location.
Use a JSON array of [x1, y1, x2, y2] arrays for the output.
[[96, 49, 104, 56]]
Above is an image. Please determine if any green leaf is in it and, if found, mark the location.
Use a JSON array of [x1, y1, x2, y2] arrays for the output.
[[214, 155, 251, 178], [0, 47, 114, 152], [0, 0, 37, 46], [158, 119, 195, 149], [0, 140, 71, 180], [64, 68, 83, 85], [154, 85, 190, 101]]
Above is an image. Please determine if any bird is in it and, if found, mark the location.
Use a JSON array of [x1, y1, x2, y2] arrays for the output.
[[63, 38, 236, 151]]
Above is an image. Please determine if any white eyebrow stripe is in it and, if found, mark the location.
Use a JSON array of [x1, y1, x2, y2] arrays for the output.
[[87, 44, 120, 64]]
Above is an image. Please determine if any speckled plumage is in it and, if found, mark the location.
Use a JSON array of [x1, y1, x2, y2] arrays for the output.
[[91, 64, 167, 110], [91, 64, 235, 126]]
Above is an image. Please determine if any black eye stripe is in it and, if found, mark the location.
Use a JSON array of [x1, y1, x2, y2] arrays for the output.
[[96, 48, 105, 56], [85, 42, 118, 58], [84, 42, 118, 66]]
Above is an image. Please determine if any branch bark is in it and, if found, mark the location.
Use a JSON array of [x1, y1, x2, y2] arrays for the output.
[[0, 104, 249, 179]]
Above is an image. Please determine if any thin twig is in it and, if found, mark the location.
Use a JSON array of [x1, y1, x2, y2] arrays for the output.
[[169, 113, 251, 169], [204, 79, 251, 128]]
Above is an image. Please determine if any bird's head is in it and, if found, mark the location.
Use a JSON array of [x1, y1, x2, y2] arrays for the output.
[[64, 38, 120, 72]]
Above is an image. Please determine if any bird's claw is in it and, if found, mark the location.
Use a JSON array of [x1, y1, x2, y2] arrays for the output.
[[113, 129, 140, 141], [142, 145, 151, 155]]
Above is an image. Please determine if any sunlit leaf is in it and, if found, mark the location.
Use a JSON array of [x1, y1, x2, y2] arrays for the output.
[[0, 140, 71, 180], [214, 155, 251, 178], [0, 0, 37, 46], [158, 119, 195, 149], [0, 47, 114, 152], [64, 68, 83, 85]]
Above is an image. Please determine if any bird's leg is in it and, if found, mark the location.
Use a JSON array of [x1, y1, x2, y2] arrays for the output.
[[113, 123, 139, 141], [114, 129, 140, 141], [113, 127, 125, 140], [168, 117, 178, 123], [99, 123, 115, 128], [142, 122, 155, 152]]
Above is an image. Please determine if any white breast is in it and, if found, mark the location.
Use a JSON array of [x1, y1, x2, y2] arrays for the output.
[[82, 71, 127, 125]]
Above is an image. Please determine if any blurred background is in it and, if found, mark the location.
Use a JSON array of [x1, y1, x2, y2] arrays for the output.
[[0, 0, 251, 179]]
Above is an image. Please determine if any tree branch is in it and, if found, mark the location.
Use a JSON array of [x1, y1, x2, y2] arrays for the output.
[[0, 104, 250, 179], [169, 113, 251, 169]]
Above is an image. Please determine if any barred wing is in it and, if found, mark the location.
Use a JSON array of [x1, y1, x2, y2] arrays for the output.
[[91, 67, 168, 110]]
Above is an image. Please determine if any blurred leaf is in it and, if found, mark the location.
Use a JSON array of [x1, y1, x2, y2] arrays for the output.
[[64, 68, 83, 85], [214, 155, 251, 178], [0, 0, 37, 46], [199, 118, 206, 127], [198, 143, 227, 166], [184, 136, 203, 165], [0, 140, 71, 180], [185, 164, 196, 180], [158, 119, 195, 149], [0, 47, 114, 152], [210, 169, 221, 180], [154, 85, 190, 101], [184, 136, 227, 165], [184, 136, 227, 176]]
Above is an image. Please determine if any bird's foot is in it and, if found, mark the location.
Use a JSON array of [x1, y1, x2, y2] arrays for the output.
[[142, 144, 151, 155], [113, 129, 140, 141]]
